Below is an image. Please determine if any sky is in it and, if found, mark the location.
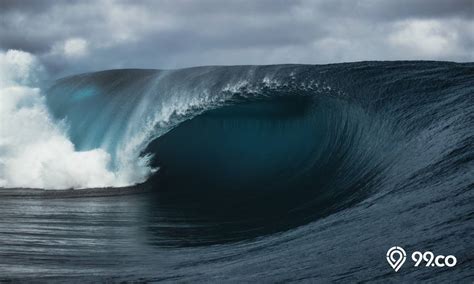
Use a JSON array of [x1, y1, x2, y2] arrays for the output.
[[1, 0, 473, 77]]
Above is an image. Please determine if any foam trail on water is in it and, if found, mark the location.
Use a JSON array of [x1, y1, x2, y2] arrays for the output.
[[0, 50, 148, 189]]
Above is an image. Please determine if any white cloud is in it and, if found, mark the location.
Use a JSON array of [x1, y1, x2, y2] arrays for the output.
[[51, 38, 89, 59], [388, 20, 458, 58], [64, 38, 88, 57]]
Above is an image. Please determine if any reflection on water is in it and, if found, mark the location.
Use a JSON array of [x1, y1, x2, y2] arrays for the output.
[[0, 195, 149, 279], [0, 180, 368, 282]]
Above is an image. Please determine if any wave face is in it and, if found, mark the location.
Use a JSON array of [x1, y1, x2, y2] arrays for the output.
[[46, 62, 473, 192], [43, 62, 473, 240]]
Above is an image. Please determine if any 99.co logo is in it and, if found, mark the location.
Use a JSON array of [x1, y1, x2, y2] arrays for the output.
[[411, 251, 457, 268], [387, 246, 457, 272]]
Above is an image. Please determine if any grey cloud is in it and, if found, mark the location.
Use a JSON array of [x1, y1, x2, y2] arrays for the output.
[[316, 0, 473, 20], [0, 0, 61, 12], [0, 0, 472, 77]]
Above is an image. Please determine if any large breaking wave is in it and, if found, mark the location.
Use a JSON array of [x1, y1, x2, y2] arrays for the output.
[[44, 64, 386, 194], [1, 49, 473, 201]]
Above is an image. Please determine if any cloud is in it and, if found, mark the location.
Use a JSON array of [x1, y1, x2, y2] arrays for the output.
[[389, 20, 459, 58], [0, 0, 472, 77], [52, 38, 89, 58]]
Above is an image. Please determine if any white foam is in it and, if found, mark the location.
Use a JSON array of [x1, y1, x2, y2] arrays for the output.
[[0, 50, 141, 189]]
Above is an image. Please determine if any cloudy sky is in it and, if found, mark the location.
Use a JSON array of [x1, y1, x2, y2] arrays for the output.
[[1, 0, 472, 77]]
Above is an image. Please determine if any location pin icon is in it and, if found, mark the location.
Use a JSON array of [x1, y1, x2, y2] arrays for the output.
[[386, 246, 407, 272]]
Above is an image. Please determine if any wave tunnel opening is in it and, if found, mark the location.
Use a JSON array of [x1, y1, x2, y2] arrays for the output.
[[141, 94, 391, 245]]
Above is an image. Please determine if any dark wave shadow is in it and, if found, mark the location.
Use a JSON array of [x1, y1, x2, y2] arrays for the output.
[[140, 95, 389, 246]]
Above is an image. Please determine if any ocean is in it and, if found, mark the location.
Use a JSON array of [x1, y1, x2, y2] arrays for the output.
[[1, 61, 473, 282]]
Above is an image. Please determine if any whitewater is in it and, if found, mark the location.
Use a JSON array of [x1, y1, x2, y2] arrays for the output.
[[0, 50, 150, 189]]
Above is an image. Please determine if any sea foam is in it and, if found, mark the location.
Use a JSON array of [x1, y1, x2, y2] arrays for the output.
[[0, 50, 137, 189]]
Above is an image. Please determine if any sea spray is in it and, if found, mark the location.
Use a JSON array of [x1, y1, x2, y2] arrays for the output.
[[0, 50, 149, 189]]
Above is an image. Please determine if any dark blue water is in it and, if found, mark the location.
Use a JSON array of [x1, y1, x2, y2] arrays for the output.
[[1, 62, 473, 282]]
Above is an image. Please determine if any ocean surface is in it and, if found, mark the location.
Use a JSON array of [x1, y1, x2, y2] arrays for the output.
[[1, 61, 473, 282]]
